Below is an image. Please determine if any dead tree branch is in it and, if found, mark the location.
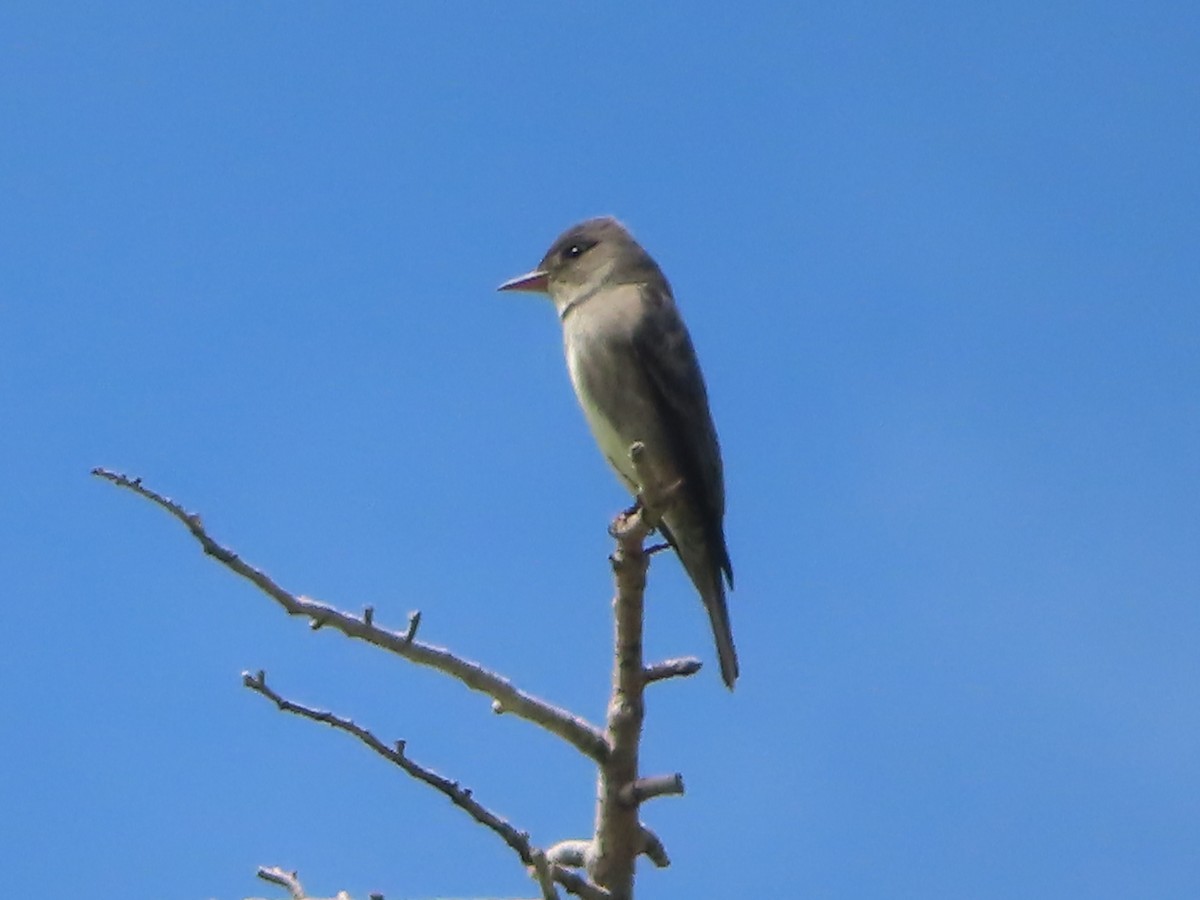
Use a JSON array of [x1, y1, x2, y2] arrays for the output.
[[243, 670, 537, 864], [96, 451, 693, 900], [642, 657, 702, 684], [256, 866, 306, 899], [242, 674, 611, 899], [584, 442, 684, 899], [91, 467, 607, 764], [250, 866, 356, 900]]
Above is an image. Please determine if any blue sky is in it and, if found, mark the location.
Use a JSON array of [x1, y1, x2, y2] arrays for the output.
[[2, 3, 1198, 898]]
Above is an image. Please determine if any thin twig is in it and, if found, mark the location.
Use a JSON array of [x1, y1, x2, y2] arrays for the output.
[[618, 774, 685, 806], [642, 657, 702, 684], [243, 670, 536, 864], [639, 827, 670, 869], [92, 467, 607, 764]]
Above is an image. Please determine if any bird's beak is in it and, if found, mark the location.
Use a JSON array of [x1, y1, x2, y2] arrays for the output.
[[497, 269, 550, 294]]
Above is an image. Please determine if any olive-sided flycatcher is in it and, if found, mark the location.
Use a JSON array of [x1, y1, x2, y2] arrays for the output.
[[499, 217, 738, 688]]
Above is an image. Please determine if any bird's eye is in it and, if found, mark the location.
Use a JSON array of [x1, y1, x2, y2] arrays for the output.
[[564, 243, 584, 259]]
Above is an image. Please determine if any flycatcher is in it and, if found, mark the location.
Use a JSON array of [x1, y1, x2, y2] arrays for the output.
[[499, 217, 738, 689]]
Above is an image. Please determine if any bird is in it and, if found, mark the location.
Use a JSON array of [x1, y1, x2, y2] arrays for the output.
[[498, 217, 738, 688]]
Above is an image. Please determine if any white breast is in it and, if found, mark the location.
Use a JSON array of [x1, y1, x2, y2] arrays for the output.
[[564, 325, 640, 492]]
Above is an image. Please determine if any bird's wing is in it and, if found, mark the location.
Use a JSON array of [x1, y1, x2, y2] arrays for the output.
[[631, 286, 733, 588]]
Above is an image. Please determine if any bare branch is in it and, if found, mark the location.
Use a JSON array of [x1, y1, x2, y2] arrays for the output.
[[642, 657, 702, 684], [96, 465, 693, 900], [249, 867, 357, 900], [546, 840, 590, 869], [552, 869, 612, 900], [93, 468, 607, 764], [529, 849, 561, 900], [587, 441, 682, 899], [243, 671, 537, 866], [618, 774, 685, 806], [638, 827, 670, 869], [257, 866, 305, 899], [243, 673, 611, 900]]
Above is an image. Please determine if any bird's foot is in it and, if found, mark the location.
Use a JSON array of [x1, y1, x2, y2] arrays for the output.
[[608, 496, 645, 538], [635, 478, 684, 529]]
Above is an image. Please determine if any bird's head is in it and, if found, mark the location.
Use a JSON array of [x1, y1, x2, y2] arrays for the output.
[[498, 217, 661, 317]]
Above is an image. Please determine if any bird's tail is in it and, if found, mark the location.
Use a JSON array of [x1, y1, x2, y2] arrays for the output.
[[704, 582, 740, 690], [659, 516, 740, 689], [657, 513, 739, 691]]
